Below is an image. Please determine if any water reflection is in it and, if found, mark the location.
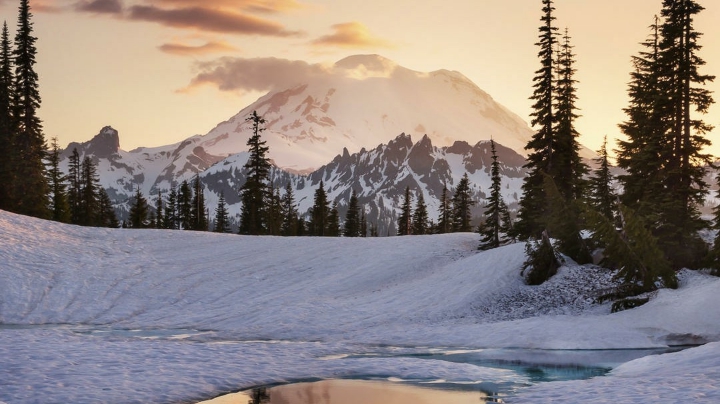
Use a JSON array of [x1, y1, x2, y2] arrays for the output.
[[248, 387, 269, 404], [200, 380, 492, 404]]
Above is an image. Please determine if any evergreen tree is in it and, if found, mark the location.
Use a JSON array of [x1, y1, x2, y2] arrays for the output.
[[412, 191, 429, 235], [653, 0, 714, 268], [452, 173, 475, 232], [616, 16, 666, 218], [0, 21, 14, 211], [309, 180, 330, 236], [523, 230, 560, 286], [280, 182, 298, 236], [397, 186, 413, 236], [515, 0, 559, 239], [327, 202, 340, 237], [584, 203, 677, 308], [554, 28, 588, 201], [617, 4, 715, 269], [436, 182, 452, 234], [239, 110, 271, 235], [544, 175, 591, 264], [45, 137, 70, 223], [67, 148, 81, 224], [343, 189, 360, 237], [266, 184, 282, 235], [164, 186, 178, 229], [499, 202, 513, 240], [128, 185, 148, 228], [213, 191, 231, 233], [360, 208, 368, 237], [97, 188, 118, 228], [11, 0, 48, 218], [190, 175, 207, 231], [588, 135, 616, 223], [154, 191, 164, 229], [479, 139, 507, 249], [178, 180, 192, 230], [79, 156, 99, 226], [296, 216, 307, 236]]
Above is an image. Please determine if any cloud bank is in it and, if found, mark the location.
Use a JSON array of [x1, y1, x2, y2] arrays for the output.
[[310, 22, 395, 49]]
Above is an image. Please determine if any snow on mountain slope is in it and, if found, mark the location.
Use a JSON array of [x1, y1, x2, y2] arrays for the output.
[[2, 210, 720, 403], [199, 133, 529, 234], [198, 54, 536, 173]]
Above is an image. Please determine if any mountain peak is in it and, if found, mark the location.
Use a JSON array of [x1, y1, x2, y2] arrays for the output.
[[90, 126, 120, 153], [334, 54, 398, 78]]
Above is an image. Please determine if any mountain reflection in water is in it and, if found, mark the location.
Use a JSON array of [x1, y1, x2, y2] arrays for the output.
[[200, 380, 493, 404]]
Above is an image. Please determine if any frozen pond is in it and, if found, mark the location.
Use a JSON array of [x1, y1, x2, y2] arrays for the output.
[[0, 324, 690, 403]]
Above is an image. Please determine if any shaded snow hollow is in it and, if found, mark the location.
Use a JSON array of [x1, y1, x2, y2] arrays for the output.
[[1, 210, 719, 403]]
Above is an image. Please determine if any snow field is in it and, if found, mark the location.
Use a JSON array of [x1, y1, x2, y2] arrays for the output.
[[1, 210, 720, 403]]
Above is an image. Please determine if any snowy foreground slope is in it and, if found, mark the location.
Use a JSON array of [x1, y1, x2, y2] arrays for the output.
[[1, 210, 719, 403]]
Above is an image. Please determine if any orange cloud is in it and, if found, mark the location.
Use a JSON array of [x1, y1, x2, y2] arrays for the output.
[[128, 4, 302, 36], [181, 57, 330, 93], [31, 0, 65, 13], [75, 0, 122, 14], [310, 22, 395, 50], [159, 40, 238, 56], [150, 0, 305, 14]]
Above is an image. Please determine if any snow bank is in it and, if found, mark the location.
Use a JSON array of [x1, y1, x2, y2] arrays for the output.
[[1, 210, 719, 403]]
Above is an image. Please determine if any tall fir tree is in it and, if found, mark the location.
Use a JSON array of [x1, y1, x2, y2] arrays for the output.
[[436, 182, 452, 234], [515, 0, 559, 239], [0, 21, 14, 211], [128, 185, 148, 228], [617, 4, 715, 269], [266, 184, 282, 235], [11, 0, 48, 218], [412, 191, 429, 235], [239, 110, 271, 235], [154, 191, 164, 229], [79, 156, 99, 226], [67, 148, 81, 224], [327, 202, 340, 237], [452, 173, 475, 232], [97, 188, 118, 228], [343, 189, 361, 237], [479, 139, 507, 249], [178, 180, 192, 230], [190, 175, 207, 231], [280, 182, 298, 236], [45, 137, 70, 223], [309, 180, 330, 236], [554, 28, 588, 201], [213, 191, 231, 233], [588, 135, 616, 223], [654, 0, 714, 268], [616, 16, 666, 218], [397, 186, 412, 236], [164, 186, 178, 229]]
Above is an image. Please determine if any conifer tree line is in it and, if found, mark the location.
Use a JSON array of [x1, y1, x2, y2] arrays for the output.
[[0, 0, 49, 218], [514, 0, 717, 304], [396, 173, 479, 236]]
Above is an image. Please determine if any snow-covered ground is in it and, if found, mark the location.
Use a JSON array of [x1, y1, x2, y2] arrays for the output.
[[1, 210, 719, 403]]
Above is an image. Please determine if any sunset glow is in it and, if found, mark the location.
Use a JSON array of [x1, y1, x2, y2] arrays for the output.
[[1, 0, 718, 157]]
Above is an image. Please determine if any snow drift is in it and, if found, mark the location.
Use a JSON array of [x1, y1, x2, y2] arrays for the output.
[[1, 210, 719, 403]]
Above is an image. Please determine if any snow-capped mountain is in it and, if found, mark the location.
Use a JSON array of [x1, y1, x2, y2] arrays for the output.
[[204, 54, 537, 173], [58, 55, 557, 228]]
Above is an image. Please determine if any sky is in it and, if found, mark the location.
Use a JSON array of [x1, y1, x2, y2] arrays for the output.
[[1, 0, 719, 158]]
